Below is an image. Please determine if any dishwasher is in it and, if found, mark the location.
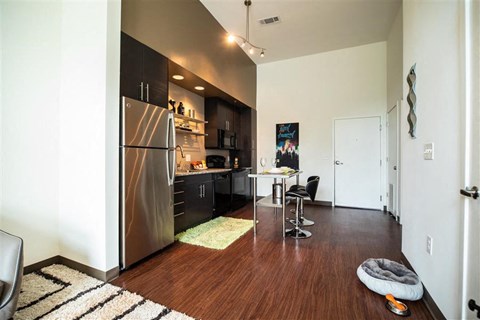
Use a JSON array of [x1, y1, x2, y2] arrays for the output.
[[213, 171, 232, 217], [231, 168, 252, 211]]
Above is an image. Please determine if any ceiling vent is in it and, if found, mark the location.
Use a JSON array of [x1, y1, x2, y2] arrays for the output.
[[258, 16, 280, 25]]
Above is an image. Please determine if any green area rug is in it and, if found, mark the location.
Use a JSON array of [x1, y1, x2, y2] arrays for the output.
[[175, 216, 253, 250]]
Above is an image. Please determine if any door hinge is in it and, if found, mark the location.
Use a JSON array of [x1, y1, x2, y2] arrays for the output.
[[380, 195, 383, 201], [380, 124, 382, 131], [380, 159, 382, 166]]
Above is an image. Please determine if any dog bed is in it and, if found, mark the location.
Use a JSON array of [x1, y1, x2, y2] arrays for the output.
[[357, 258, 423, 301]]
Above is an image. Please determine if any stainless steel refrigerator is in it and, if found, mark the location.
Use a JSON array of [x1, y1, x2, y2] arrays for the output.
[[120, 96, 175, 270]]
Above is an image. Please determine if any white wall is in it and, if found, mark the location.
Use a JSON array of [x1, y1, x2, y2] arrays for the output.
[[257, 42, 387, 201], [0, 3, 3, 229], [0, 0, 121, 272], [401, 1, 464, 317], [1, 1, 62, 264], [387, 7, 403, 111], [57, 0, 120, 272]]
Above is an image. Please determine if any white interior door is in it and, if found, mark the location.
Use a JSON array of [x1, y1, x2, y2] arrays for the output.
[[334, 117, 381, 210], [387, 105, 399, 219], [461, 0, 480, 317]]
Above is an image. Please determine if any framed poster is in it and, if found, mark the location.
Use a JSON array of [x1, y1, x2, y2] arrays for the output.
[[275, 123, 299, 170]]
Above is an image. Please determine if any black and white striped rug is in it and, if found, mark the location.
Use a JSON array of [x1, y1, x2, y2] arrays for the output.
[[13, 264, 193, 320]]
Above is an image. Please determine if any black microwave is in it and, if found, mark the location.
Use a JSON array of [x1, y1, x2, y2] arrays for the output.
[[218, 129, 237, 149]]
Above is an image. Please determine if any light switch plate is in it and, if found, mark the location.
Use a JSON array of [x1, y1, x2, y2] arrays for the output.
[[424, 143, 434, 160]]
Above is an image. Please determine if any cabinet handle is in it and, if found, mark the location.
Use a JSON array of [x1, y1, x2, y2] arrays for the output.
[[202, 184, 205, 197], [146, 83, 149, 102], [174, 212, 185, 218], [199, 185, 202, 198], [140, 82, 144, 101]]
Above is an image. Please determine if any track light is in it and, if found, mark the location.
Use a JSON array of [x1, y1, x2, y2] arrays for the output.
[[225, 0, 266, 58]]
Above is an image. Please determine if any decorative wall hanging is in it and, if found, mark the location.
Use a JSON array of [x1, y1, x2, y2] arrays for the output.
[[275, 123, 299, 170], [406, 64, 417, 138]]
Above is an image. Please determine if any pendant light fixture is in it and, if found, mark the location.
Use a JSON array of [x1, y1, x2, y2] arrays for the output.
[[227, 0, 266, 57]]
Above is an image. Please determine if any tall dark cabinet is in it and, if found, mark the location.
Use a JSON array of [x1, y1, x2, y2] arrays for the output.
[[238, 108, 257, 172], [120, 32, 168, 107]]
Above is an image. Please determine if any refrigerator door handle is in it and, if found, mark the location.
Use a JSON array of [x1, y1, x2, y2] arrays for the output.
[[167, 112, 175, 148], [166, 112, 176, 186], [167, 149, 175, 186]]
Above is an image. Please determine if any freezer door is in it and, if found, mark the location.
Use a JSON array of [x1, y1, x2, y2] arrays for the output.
[[121, 147, 174, 269], [121, 96, 170, 148]]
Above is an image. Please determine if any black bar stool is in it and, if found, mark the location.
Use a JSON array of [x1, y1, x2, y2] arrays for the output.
[[285, 178, 319, 239], [288, 176, 319, 226]]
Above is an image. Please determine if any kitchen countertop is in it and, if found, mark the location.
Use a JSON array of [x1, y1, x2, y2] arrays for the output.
[[175, 168, 232, 176]]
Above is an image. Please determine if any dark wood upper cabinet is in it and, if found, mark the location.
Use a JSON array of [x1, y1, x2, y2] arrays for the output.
[[205, 97, 236, 149], [120, 32, 168, 108], [233, 106, 242, 137], [205, 98, 234, 132]]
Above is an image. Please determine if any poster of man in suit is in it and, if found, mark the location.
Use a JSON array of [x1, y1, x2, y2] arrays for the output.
[[275, 123, 299, 170]]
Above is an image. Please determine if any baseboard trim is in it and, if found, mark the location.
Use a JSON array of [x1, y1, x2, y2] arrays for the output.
[[24, 255, 62, 274], [24, 255, 119, 282], [401, 252, 446, 320]]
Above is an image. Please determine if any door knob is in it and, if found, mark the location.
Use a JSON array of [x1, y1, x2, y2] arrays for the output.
[[335, 160, 343, 165], [468, 299, 480, 318], [393, 165, 397, 170], [460, 186, 479, 199]]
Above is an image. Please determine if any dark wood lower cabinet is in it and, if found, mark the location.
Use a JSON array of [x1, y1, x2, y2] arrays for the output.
[[174, 174, 213, 234]]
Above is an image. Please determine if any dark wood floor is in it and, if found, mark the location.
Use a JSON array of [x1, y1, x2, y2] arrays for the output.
[[113, 203, 433, 320]]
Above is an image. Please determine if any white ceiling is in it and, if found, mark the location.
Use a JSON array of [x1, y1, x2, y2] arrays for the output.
[[200, 0, 401, 65]]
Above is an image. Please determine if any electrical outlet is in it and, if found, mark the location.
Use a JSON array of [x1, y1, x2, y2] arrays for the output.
[[426, 235, 433, 255]]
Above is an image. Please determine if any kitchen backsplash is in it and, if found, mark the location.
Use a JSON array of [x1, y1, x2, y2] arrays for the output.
[[169, 82, 207, 164]]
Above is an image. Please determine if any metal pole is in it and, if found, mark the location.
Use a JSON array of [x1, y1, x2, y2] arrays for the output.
[[253, 176, 257, 235], [282, 178, 286, 238]]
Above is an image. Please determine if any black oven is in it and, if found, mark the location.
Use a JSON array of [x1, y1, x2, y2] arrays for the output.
[[218, 129, 237, 149]]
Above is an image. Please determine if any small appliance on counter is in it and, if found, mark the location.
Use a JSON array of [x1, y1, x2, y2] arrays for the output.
[[207, 155, 227, 169]]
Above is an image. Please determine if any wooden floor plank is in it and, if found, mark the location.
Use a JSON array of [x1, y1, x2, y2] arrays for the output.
[[113, 203, 433, 320]]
